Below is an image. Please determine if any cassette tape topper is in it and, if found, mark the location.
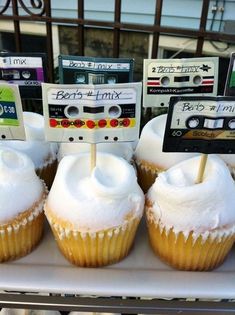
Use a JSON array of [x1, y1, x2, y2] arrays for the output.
[[0, 52, 47, 99], [59, 55, 134, 85], [224, 52, 235, 96], [163, 95, 235, 154], [42, 82, 142, 143], [143, 57, 219, 107], [0, 83, 25, 140]]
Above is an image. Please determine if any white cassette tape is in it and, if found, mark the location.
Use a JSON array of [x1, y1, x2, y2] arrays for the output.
[[143, 57, 219, 107], [42, 82, 142, 144], [0, 83, 25, 140]]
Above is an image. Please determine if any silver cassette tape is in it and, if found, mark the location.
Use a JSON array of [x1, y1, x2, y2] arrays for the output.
[[42, 82, 142, 144], [143, 57, 219, 108]]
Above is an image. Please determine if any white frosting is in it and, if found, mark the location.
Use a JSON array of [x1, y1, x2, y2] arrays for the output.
[[45, 153, 144, 232], [0, 112, 58, 169], [147, 155, 235, 236], [58, 142, 134, 162], [0, 146, 44, 224], [134, 114, 198, 169]]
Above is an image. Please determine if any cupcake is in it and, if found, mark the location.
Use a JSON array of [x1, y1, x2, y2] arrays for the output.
[[44, 152, 144, 267], [145, 155, 235, 271], [0, 111, 58, 188], [0, 146, 47, 262], [58, 142, 134, 163], [218, 154, 235, 179], [134, 114, 197, 192]]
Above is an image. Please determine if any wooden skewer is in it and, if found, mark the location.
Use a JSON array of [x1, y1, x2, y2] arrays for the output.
[[195, 153, 208, 184], [90, 143, 96, 172]]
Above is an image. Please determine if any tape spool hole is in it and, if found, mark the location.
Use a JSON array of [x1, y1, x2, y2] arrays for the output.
[[187, 117, 200, 129], [65, 105, 79, 118], [108, 105, 121, 118], [193, 75, 202, 85], [22, 71, 31, 79], [161, 76, 170, 86], [228, 119, 235, 130]]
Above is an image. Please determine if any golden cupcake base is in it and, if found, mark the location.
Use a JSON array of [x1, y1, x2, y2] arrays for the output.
[[0, 200, 45, 263], [135, 159, 163, 193], [147, 218, 235, 271], [48, 215, 141, 267]]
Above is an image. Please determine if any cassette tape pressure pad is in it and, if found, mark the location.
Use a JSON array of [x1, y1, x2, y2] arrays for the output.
[[143, 57, 219, 107], [42, 82, 142, 144]]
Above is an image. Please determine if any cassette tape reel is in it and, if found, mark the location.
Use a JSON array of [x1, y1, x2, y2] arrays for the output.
[[143, 57, 219, 108], [42, 82, 142, 143]]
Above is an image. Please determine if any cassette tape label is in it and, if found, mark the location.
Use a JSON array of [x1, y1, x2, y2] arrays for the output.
[[0, 84, 25, 140], [163, 96, 235, 154], [59, 56, 134, 85], [0, 53, 47, 99], [143, 57, 218, 107], [42, 82, 141, 143]]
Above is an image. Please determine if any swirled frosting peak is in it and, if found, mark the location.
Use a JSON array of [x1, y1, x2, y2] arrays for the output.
[[134, 114, 197, 169], [45, 153, 144, 232], [0, 111, 58, 169], [0, 146, 44, 223]]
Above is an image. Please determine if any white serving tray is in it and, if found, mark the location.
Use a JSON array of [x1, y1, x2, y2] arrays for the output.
[[0, 221, 235, 300]]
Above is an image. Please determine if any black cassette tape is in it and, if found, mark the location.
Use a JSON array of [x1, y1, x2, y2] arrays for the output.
[[59, 55, 134, 85], [163, 95, 235, 154], [0, 52, 47, 99]]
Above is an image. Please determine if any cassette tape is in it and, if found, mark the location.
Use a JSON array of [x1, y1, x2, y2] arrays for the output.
[[143, 57, 219, 107], [224, 52, 235, 96], [0, 52, 47, 99], [163, 95, 235, 154], [42, 82, 142, 143], [0, 83, 25, 140], [59, 55, 134, 85]]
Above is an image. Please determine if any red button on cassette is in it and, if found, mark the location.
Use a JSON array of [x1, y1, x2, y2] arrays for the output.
[[110, 119, 118, 127], [122, 118, 130, 127], [87, 120, 96, 129], [74, 119, 84, 128], [50, 119, 57, 128], [61, 119, 70, 128], [98, 119, 107, 128]]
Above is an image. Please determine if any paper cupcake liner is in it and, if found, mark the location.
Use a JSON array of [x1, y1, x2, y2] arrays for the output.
[[135, 159, 163, 193], [0, 194, 46, 263], [36, 159, 57, 189], [48, 216, 141, 267], [146, 214, 235, 271]]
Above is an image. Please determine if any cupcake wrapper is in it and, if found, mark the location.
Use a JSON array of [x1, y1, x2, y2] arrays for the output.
[[135, 160, 162, 193], [0, 198, 46, 263], [36, 159, 57, 189], [49, 217, 141, 267], [146, 218, 235, 271]]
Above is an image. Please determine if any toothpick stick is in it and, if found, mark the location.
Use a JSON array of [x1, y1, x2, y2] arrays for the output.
[[90, 143, 96, 172], [196, 153, 208, 184]]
